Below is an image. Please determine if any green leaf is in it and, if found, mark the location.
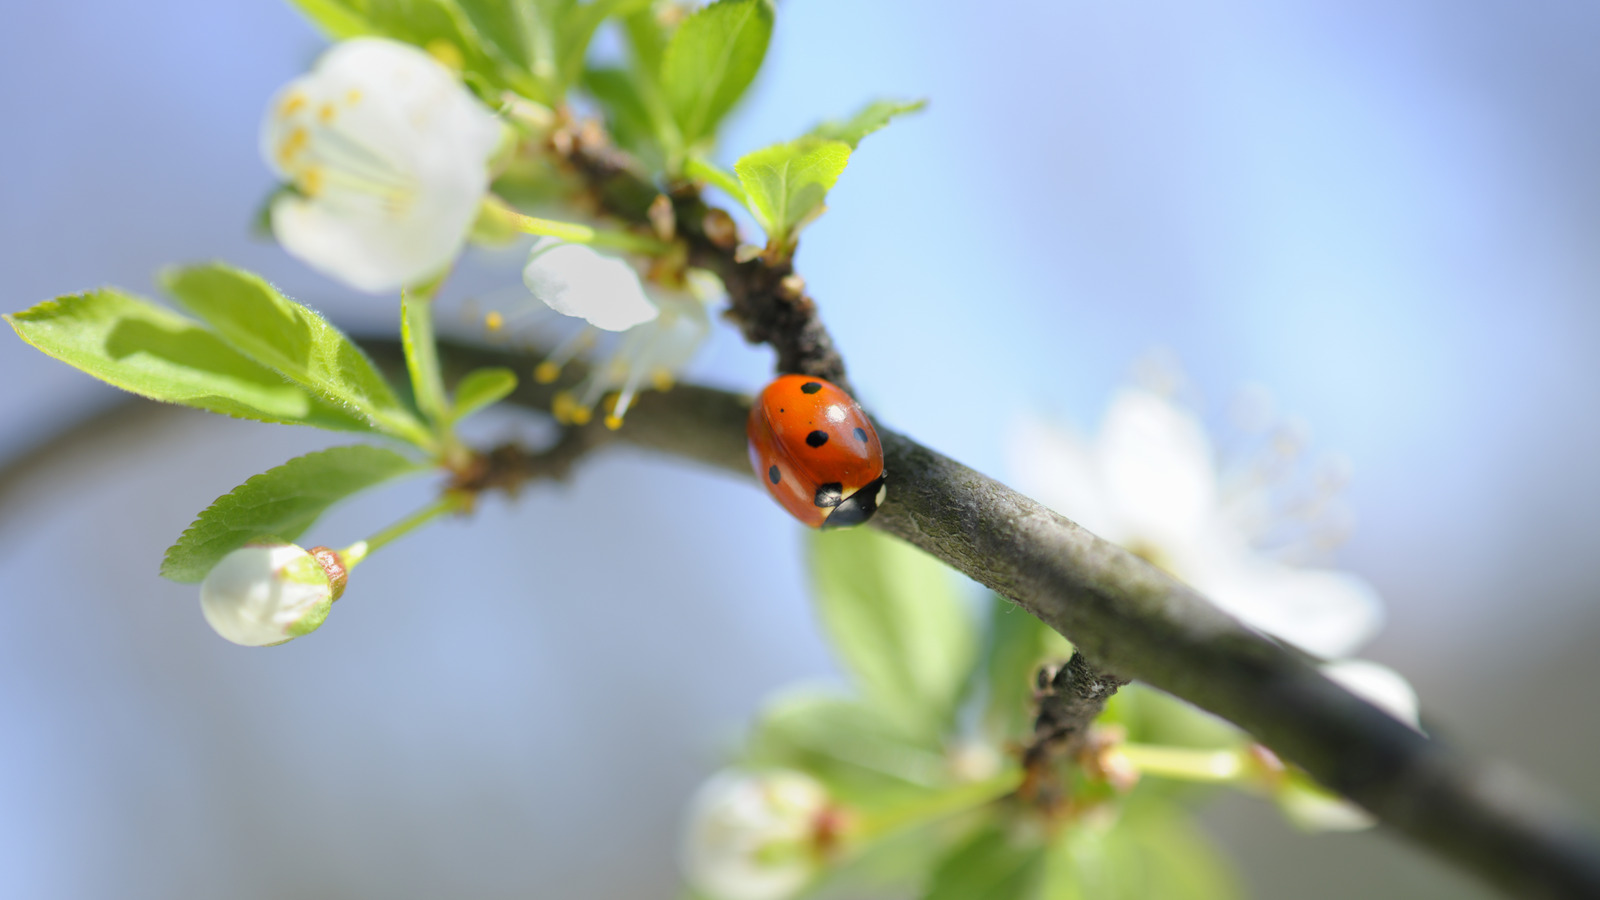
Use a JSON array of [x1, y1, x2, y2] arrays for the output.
[[1038, 806, 1240, 900], [451, 366, 518, 420], [684, 155, 750, 208], [558, 0, 652, 91], [160, 445, 424, 582], [6, 289, 374, 432], [582, 67, 668, 165], [735, 138, 851, 246], [287, 0, 539, 98], [923, 824, 1048, 900], [745, 690, 952, 806], [660, 0, 774, 148], [981, 594, 1072, 744], [809, 528, 977, 740], [160, 264, 429, 446], [810, 98, 928, 149]]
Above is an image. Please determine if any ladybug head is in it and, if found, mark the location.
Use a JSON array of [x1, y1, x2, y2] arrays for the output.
[[821, 475, 887, 530]]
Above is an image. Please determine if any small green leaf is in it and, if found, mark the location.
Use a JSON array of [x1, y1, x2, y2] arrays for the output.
[[1039, 805, 1240, 900], [161, 445, 424, 583], [810, 528, 977, 740], [981, 594, 1072, 743], [745, 690, 950, 806], [558, 0, 652, 91], [684, 155, 750, 209], [660, 0, 775, 148], [6, 290, 373, 432], [923, 824, 1048, 900], [452, 366, 518, 420], [583, 67, 669, 165], [160, 264, 428, 445], [810, 98, 928, 149], [735, 138, 851, 246]]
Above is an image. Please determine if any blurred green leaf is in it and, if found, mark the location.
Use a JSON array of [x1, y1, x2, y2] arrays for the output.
[[559, 0, 652, 89], [287, 0, 539, 98], [923, 824, 1048, 900], [746, 690, 951, 807], [1099, 683, 1243, 751], [5, 289, 373, 432], [980, 594, 1072, 744], [583, 67, 669, 166], [160, 445, 423, 582], [1039, 805, 1239, 900], [685, 155, 750, 208], [735, 138, 851, 246], [160, 264, 427, 445], [809, 528, 977, 740], [810, 98, 927, 149], [451, 366, 518, 420], [660, 0, 774, 149]]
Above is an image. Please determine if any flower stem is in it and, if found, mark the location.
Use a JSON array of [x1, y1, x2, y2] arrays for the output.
[[481, 198, 672, 255], [851, 770, 1022, 844], [1115, 744, 1248, 783], [340, 492, 470, 570], [401, 289, 468, 467]]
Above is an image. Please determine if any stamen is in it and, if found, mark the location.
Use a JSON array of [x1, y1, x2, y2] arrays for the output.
[[533, 329, 595, 383], [484, 311, 504, 332]]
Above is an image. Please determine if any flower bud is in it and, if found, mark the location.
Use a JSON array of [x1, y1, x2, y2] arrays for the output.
[[681, 769, 833, 900], [200, 543, 343, 646]]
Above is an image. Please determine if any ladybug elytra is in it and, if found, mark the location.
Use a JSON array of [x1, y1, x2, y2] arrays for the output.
[[747, 375, 887, 528]]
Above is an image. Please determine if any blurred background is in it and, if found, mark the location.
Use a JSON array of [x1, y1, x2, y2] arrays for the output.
[[3, 0, 1599, 896]]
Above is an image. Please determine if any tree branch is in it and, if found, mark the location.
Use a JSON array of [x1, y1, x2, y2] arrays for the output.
[[401, 336, 1600, 899]]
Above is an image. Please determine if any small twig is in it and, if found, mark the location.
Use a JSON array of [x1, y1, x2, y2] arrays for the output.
[[1017, 653, 1130, 812]]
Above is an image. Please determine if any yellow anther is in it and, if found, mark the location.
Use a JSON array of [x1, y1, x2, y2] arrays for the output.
[[345, 88, 363, 105], [426, 39, 464, 72], [569, 405, 593, 426], [300, 167, 323, 196], [277, 127, 308, 164], [651, 369, 675, 392], [484, 311, 504, 332], [318, 102, 336, 124], [278, 92, 308, 117], [604, 414, 624, 431], [551, 391, 575, 423], [534, 361, 560, 383]]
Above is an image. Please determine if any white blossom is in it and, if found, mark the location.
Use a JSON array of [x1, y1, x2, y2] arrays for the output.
[[1010, 386, 1382, 658], [200, 543, 339, 646], [522, 239, 660, 332], [261, 37, 505, 292], [681, 769, 831, 900]]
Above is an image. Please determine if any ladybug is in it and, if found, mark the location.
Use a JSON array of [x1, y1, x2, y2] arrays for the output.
[[747, 375, 887, 529]]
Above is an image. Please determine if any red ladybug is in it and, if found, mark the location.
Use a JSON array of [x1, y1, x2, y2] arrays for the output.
[[747, 375, 887, 529]]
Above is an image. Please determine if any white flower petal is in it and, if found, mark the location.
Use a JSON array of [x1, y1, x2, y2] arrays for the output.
[[1322, 659, 1422, 730], [523, 241, 660, 332], [1189, 548, 1384, 658], [1007, 416, 1117, 538], [200, 544, 333, 647], [682, 770, 827, 900], [1096, 388, 1218, 549], [261, 37, 504, 293]]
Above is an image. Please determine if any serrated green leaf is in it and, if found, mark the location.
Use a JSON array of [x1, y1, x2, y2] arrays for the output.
[[809, 528, 977, 741], [745, 690, 951, 807], [160, 445, 424, 583], [6, 290, 374, 432], [735, 138, 851, 246], [923, 824, 1048, 900], [451, 366, 518, 420], [660, 0, 774, 149], [981, 594, 1072, 744], [684, 155, 749, 208], [810, 98, 927, 149], [160, 264, 428, 446]]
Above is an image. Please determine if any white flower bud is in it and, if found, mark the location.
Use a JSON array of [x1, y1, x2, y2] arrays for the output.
[[261, 37, 505, 292], [681, 769, 832, 900], [200, 543, 344, 646]]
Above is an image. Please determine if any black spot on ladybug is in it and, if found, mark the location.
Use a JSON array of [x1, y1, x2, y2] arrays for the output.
[[853, 427, 867, 443], [813, 482, 843, 507], [806, 430, 829, 448], [768, 465, 781, 485], [801, 382, 822, 394]]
